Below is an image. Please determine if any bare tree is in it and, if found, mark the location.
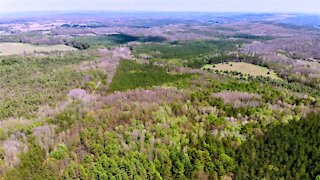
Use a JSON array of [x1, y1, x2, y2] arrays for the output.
[[2, 133, 28, 167], [33, 125, 56, 155]]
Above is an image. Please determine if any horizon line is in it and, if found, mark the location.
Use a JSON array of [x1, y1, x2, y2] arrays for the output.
[[1, 10, 319, 16]]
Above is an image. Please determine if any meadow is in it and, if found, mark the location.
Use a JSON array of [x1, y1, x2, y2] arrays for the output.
[[0, 43, 77, 56], [203, 62, 279, 79]]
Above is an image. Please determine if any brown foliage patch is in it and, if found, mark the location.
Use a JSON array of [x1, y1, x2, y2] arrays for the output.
[[100, 87, 188, 128], [33, 125, 56, 155], [2, 132, 28, 167], [212, 91, 261, 108]]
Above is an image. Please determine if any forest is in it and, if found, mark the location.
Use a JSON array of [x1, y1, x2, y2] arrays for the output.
[[0, 12, 319, 179]]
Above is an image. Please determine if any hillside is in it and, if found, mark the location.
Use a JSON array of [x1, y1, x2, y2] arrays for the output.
[[0, 13, 319, 179]]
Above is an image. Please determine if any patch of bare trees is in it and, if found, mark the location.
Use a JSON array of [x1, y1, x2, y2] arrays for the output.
[[212, 91, 261, 108], [33, 125, 56, 155], [2, 132, 28, 167]]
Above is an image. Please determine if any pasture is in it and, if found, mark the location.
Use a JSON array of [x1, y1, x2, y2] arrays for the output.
[[204, 62, 279, 79], [0, 43, 77, 56]]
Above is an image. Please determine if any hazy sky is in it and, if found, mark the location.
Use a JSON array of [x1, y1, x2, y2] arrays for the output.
[[1, 0, 320, 14]]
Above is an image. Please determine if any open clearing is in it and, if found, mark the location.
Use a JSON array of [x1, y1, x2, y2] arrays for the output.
[[204, 62, 279, 79], [0, 42, 77, 56]]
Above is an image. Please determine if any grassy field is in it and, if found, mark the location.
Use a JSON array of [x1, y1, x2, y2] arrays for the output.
[[204, 62, 279, 79], [0, 43, 77, 56]]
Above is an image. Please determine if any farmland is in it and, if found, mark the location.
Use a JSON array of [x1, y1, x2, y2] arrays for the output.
[[203, 62, 279, 79], [0, 43, 77, 56]]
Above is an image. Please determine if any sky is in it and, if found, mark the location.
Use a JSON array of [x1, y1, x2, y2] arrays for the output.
[[1, 0, 319, 14]]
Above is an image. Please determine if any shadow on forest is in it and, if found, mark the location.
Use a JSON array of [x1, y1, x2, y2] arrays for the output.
[[236, 112, 320, 179]]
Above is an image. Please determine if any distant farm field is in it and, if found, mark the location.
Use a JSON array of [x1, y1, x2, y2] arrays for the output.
[[0, 43, 77, 56], [204, 62, 279, 79]]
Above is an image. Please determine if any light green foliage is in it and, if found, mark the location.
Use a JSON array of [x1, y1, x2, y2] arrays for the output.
[[49, 144, 68, 160], [208, 114, 226, 126]]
